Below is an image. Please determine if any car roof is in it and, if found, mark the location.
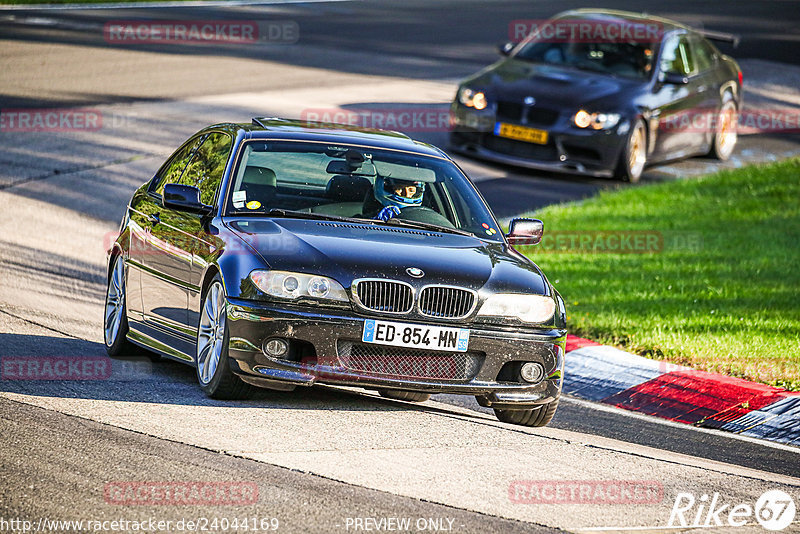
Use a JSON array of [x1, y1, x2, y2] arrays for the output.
[[200, 118, 449, 159], [556, 9, 689, 34]]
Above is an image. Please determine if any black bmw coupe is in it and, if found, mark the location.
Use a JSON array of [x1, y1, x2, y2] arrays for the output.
[[450, 9, 742, 181], [105, 118, 566, 427]]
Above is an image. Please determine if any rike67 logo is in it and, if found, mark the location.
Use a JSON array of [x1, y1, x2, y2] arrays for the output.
[[669, 490, 796, 531]]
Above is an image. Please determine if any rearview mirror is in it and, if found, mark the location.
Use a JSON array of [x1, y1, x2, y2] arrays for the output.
[[163, 184, 212, 215], [660, 72, 689, 85], [498, 41, 516, 56], [506, 218, 544, 245], [325, 159, 376, 177]]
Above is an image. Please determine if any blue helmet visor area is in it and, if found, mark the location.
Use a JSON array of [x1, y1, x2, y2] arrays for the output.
[[381, 178, 425, 207]]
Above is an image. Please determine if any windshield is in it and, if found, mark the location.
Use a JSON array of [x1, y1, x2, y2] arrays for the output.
[[225, 140, 503, 241], [514, 18, 658, 79]]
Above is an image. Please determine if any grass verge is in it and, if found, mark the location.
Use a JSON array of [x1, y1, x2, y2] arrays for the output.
[[518, 157, 800, 390]]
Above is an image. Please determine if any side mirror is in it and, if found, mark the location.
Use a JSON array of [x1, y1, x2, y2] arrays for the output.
[[497, 41, 515, 56], [506, 218, 544, 245], [660, 72, 689, 85], [163, 183, 212, 215]]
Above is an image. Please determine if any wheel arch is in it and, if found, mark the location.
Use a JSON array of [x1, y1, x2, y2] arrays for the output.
[[106, 244, 125, 280], [199, 264, 222, 300], [719, 81, 738, 103]]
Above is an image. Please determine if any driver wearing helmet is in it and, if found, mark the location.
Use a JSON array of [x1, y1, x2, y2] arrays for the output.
[[373, 175, 426, 221]]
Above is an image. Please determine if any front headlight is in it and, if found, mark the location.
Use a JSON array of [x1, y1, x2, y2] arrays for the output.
[[573, 110, 621, 130], [249, 270, 349, 302], [476, 294, 556, 323], [458, 87, 488, 110]]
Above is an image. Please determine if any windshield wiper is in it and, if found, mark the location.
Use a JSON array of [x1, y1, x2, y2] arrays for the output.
[[377, 218, 475, 237], [260, 209, 374, 224], [242, 209, 476, 237]]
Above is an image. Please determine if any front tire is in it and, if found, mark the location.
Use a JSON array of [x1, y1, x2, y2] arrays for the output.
[[196, 276, 255, 400], [615, 120, 647, 183], [709, 99, 737, 161], [104, 255, 137, 357], [494, 398, 559, 427], [378, 389, 431, 402]]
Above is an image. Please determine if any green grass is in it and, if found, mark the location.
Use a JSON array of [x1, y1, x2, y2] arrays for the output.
[[517, 158, 800, 390]]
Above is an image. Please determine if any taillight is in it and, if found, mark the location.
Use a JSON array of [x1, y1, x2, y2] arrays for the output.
[[738, 70, 743, 86]]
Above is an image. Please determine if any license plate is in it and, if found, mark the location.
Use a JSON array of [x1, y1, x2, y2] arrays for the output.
[[362, 319, 469, 352], [494, 122, 548, 145]]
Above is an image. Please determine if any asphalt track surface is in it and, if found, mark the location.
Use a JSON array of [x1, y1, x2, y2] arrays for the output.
[[1, 1, 800, 532]]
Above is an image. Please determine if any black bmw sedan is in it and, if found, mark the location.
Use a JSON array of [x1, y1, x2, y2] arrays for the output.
[[105, 118, 566, 427], [450, 9, 742, 181]]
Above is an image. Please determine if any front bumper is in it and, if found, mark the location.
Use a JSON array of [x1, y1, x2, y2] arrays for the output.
[[226, 297, 565, 409], [450, 104, 628, 178]]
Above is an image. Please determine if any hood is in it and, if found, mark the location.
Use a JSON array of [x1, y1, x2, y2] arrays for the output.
[[467, 58, 642, 109], [225, 218, 548, 295]]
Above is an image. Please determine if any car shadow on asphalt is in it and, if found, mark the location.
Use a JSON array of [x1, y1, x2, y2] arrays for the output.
[[0, 332, 474, 418]]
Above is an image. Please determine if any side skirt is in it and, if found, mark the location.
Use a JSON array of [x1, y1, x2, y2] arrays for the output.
[[128, 318, 195, 365]]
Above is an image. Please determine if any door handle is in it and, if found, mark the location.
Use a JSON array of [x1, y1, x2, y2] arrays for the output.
[[148, 213, 160, 225]]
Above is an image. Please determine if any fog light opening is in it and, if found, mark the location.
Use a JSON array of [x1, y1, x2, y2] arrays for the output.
[[519, 362, 545, 384], [263, 338, 289, 358]]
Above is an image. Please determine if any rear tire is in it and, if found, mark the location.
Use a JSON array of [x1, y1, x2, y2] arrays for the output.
[[494, 398, 559, 427], [196, 276, 256, 400], [709, 98, 737, 161], [615, 120, 647, 183], [378, 389, 431, 402]]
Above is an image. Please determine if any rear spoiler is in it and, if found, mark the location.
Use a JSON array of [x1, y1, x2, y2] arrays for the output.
[[696, 29, 740, 48]]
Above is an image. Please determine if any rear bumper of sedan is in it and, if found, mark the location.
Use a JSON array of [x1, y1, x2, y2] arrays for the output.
[[449, 104, 628, 178], [225, 297, 566, 409]]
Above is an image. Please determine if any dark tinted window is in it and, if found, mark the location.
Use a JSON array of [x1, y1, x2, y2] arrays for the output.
[[182, 132, 233, 205], [516, 40, 657, 79], [152, 135, 205, 196], [691, 36, 716, 72], [660, 35, 694, 75]]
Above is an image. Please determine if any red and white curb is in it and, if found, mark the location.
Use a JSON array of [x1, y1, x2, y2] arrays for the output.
[[563, 335, 800, 446]]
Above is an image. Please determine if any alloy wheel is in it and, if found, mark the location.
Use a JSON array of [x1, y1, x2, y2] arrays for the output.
[[104, 256, 125, 347], [197, 282, 226, 384], [628, 122, 647, 180], [716, 101, 738, 160]]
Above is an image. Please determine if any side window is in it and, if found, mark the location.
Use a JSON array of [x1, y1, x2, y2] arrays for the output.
[[152, 135, 206, 196], [660, 35, 694, 75], [692, 36, 716, 72], [182, 132, 233, 205]]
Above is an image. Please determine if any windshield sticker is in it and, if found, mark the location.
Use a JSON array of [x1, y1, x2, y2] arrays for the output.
[[246, 200, 261, 210], [233, 191, 246, 203]]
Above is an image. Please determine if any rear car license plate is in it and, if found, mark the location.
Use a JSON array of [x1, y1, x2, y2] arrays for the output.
[[494, 122, 548, 145], [362, 319, 469, 352]]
